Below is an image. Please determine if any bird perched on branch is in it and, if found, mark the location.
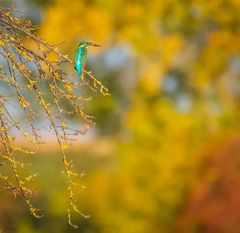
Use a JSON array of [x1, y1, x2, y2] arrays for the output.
[[74, 40, 101, 77]]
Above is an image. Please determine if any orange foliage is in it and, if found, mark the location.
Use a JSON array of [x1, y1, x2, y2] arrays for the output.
[[178, 133, 240, 233]]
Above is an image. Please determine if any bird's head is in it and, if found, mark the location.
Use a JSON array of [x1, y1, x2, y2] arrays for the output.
[[78, 40, 101, 48]]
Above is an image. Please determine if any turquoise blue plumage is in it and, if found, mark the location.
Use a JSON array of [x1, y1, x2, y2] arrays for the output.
[[74, 40, 101, 77]]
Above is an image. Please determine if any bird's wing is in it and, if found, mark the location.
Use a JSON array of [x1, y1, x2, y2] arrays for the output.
[[74, 47, 88, 76], [74, 49, 78, 70]]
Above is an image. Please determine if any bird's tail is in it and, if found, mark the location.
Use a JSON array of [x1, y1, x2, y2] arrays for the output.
[[75, 66, 83, 78]]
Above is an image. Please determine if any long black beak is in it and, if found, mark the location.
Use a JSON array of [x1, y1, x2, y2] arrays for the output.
[[88, 42, 101, 47]]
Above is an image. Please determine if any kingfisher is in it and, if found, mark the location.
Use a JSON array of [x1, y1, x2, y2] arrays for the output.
[[74, 40, 101, 77]]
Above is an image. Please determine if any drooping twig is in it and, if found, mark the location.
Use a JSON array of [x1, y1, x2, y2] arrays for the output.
[[0, 7, 109, 227]]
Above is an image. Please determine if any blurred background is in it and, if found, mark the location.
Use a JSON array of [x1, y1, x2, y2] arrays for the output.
[[1, 0, 240, 232]]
